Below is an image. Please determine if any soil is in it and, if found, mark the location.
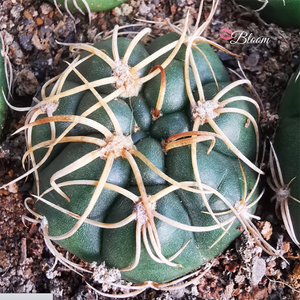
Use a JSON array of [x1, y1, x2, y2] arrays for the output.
[[0, 0, 300, 299]]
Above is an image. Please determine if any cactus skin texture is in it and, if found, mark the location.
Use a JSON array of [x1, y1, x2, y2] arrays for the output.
[[0, 41, 7, 138], [236, 0, 300, 28], [18, 20, 263, 288], [53, 0, 128, 13], [272, 65, 300, 246]]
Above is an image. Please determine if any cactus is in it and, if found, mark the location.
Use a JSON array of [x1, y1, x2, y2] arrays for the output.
[[269, 65, 300, 247], [53, 0, 129, 22], [0, 39, 10, 138], [235, 0, 300, 28], [3, 0, 277, 295], [54, 0, 128, 12]]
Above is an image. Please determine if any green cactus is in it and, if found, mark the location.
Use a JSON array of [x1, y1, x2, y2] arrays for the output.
[[5, 1, 273, 295], [235, 0, 300, 28], [269, 65, 300, 247], [53, 0, 129, 21], [0, 41, 8, 138]]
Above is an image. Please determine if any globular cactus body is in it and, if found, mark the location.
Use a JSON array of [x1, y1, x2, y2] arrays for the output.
[[271, 65, 300, 247], [12, 9, 266, 289], [53, 0, 128, 15], [236, 0, 300, 28], [0, 41, 7, 137]]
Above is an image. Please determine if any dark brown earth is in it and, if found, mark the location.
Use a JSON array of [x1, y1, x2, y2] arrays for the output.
[[0, 0, 300, 299]]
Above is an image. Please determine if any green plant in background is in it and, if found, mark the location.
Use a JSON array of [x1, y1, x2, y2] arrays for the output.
[[235, 0, 300, 28], [2, 0, 278, 296], [269, 65, 300, 248], [0, 38, 11, 139], [53, 0, 129, 22], [0, 42, 6, 137]]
